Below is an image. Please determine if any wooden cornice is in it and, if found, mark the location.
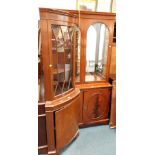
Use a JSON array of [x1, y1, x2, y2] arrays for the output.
[[39, 8, 116, 20]]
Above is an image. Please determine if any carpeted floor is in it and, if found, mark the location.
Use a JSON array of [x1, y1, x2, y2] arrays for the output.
[[61, 125, 116, 155], [40, 125, 116, 155]]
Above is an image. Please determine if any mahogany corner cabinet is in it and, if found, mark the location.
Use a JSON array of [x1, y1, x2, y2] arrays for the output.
[[38, 8, 116, 155]]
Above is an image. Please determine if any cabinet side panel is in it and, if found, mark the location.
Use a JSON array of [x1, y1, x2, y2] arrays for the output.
[[38, 116, 47, 149], [40, 20, 53, 100], [46, 111, 56, 153], [38, 104, 48, 154], [110, 80, 116, 128]]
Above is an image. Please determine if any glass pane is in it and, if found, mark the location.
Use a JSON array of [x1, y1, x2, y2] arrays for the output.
[[85, 23, 109, 82], [75, 27, 80, 82], [51, 25, 74, 96], [86, 25, 96, 81]]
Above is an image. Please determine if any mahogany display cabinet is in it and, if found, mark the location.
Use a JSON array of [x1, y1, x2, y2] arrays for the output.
[[38, 8, 116, 155]]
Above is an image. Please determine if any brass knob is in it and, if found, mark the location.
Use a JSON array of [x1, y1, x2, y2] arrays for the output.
[[49, 64, 52, 67]]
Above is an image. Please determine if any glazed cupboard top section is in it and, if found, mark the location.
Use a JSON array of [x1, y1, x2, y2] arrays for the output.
[[38, 8, 116, 101]]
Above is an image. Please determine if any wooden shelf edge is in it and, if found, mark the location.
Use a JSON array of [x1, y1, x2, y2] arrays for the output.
[[75, 82, 112, 90]]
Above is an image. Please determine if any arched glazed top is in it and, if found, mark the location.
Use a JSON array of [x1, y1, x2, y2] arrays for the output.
[[85, 22, 109, 82]]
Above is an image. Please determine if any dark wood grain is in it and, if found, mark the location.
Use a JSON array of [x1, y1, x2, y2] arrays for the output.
[[83, 88, 111, 125], [38, 115, 47, 147], [38, 102, 45, 115]]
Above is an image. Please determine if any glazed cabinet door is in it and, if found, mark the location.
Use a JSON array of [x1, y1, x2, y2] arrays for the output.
[[48, 21, 76, 98], [83, 88, 111, 124]]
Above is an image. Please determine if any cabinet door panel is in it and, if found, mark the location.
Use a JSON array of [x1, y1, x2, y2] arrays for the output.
[[55, 96, 80, 151], [83, 89, 111, 123]]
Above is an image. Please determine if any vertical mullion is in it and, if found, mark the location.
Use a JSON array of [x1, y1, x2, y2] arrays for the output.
[[60, 26, 66, 93], [51, 25, 59, 96]]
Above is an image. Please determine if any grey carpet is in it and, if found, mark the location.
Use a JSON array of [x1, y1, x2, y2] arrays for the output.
[[39, 125, 116, 155], [60, 125, 116, 155]]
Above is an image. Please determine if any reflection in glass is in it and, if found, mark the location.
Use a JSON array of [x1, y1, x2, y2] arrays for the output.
[[85, 23, 109, 82], [51, 25, 74, 96], [75, 27, 81, 82]]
